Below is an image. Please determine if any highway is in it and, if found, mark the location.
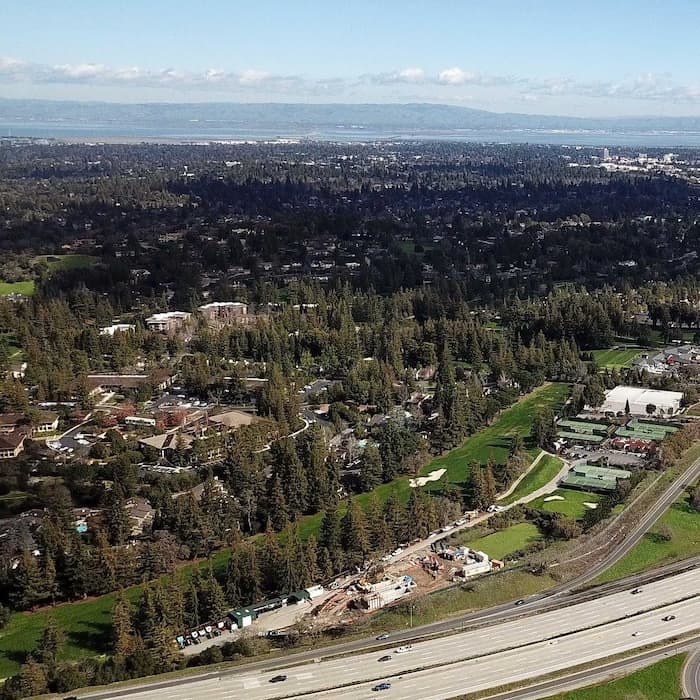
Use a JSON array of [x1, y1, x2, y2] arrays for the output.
[[683, 647, 700, 700], [482, 638, 700, 699], [82, 567, 700, 700], [77, 455, 700, 700], [563, 454, 700, 590]]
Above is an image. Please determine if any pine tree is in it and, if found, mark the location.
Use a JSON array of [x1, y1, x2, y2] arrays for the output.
[[340, 499, 369, 569], [18, 656, 48, 698], [318, 504, 343, 572], [112, 591, 137, 660], [9, 550, 45, 609], [267, 474, 290, 531], [382, 490, 407, 547], [37, 619, 64, 666], [364, 493, 391, 553], [359, 444, 383, 491], [104, 485, 131, 546], [469, 462, 487, 510], [483, 460, 497, 505]]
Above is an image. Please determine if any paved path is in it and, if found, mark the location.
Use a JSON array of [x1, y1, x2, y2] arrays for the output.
[[497, 450, 548, 501]]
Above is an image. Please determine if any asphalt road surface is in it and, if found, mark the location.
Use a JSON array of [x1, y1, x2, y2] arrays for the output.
[[81, 568, 700, 700], [563, 455, 700, 590], [684, 647, 700, 700], [483, 637, 700, 700]]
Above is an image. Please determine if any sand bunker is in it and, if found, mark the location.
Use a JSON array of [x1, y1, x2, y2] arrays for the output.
[[583, 502, 598, 509], [409, 469, 447, 487], [543, 495, 565, 502]]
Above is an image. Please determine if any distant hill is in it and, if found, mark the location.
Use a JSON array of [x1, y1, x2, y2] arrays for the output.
[[2, 98, 700, 137]]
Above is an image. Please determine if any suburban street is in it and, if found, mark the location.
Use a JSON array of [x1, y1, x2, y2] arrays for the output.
[[81, 567, 700, 700]]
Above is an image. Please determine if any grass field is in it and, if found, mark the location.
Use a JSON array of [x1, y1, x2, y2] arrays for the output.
[[542, 653, 685, 700], [594, 484, 700, 584], [0, 280, 35, 296], [458, 522, 542, 559], [0, 586, 145, 678], [591, 347, 643, 368], [32, 254, 98, 271], [499, 455, 563, 505], [529, 489, 601, 520], [423, 383, 571, 493]]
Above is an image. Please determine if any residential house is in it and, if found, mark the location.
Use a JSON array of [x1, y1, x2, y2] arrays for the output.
[[199, 302, 259, 329], [0, 431, 27, 460], [145, 311, 192, 334]]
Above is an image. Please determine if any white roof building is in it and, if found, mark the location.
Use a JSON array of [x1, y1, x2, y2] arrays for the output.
[[100, 323, 135, 336], [600, 386, 683, 417]]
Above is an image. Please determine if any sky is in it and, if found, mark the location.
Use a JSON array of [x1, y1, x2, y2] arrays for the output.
[[1, 0, 700, 116]]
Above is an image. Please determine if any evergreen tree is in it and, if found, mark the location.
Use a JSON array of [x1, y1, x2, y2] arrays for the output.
[[318, 504, 343, 572], [340, 499, 369, 569], [36, 619, 64, 666], [359, 444, 383, 492], [112, 591, 137, 660]]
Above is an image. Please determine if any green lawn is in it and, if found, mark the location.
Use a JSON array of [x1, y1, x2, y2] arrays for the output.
[[499, 455, 564, 505], [0, 280, 34, 296], [423, 383, 571, 493], [32, 254, 98, 271], [594, 485, 700, 584], [0, 587, 144, 679], [458, 522, 542, 560], [541, 653, 685, 700], [529, 489, 601, 520], [591, 347, 643, 369]]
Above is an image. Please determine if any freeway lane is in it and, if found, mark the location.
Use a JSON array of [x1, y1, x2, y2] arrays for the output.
[[564, 455, 700, 590], [290, 601, 700, 700], [82, 568, 700, 700], [481, 637, 700, 700], [683, 647, 700, 700]]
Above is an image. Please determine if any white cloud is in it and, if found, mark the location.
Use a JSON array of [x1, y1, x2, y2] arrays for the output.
[[1, 56, 699, 106], [238, 69, 271, 86], [438, 67, 477, 85]]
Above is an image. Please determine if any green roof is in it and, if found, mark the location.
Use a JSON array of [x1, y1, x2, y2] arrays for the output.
[[572, 464, 631, 480], [557, 430, 605, 443], [558, 419, 609, 433], [561, 475, 618, 492]]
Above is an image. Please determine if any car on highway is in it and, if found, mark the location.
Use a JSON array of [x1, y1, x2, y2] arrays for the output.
[[378, 655, 392, 662], [376, 633, 390, 640], [394, 645, 412, 653], [631, 631, 642, 637], [372, 682, 392, 691], [269, 674, 287, 683], [515, 599, 525, 606], [662, 615, 676, 621], [631, 587, 642, 594]]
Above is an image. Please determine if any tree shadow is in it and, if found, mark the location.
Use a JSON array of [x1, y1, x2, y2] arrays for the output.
[[65, 621, 113, 655]]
